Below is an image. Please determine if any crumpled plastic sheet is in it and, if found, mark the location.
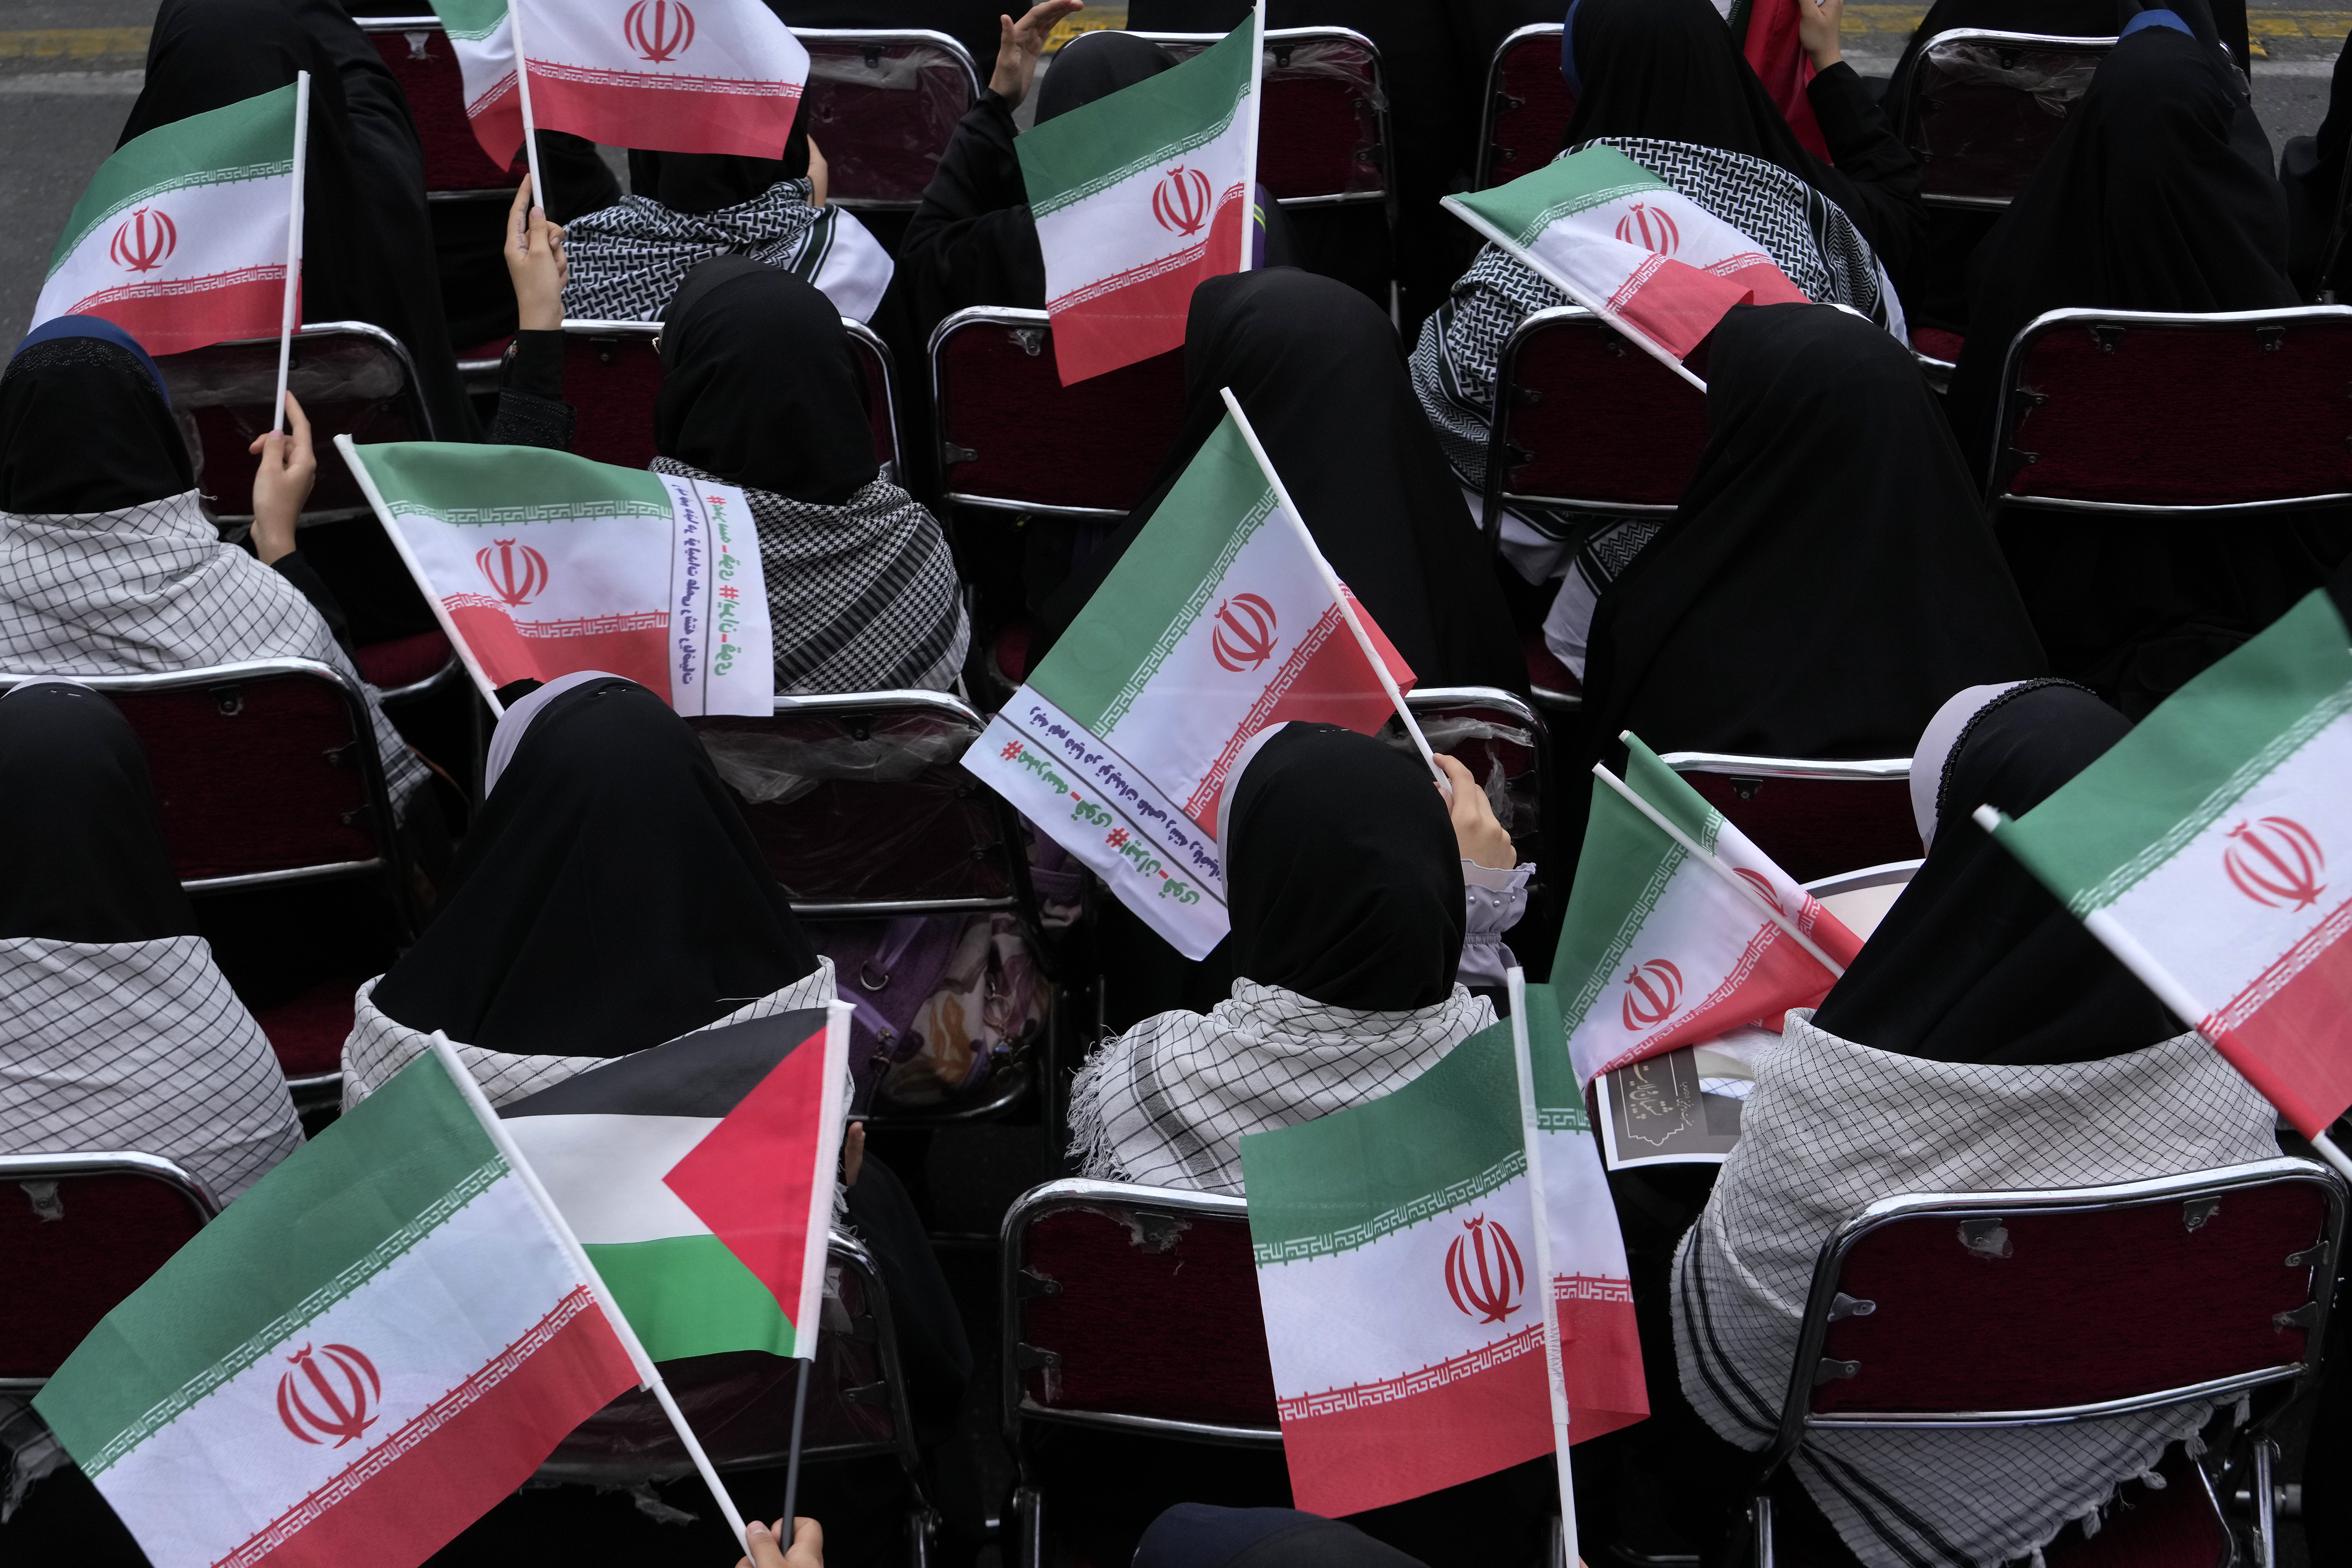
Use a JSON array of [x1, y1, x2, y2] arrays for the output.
[[1919, 40, 2101, 118], [699, 718, 968, 806]]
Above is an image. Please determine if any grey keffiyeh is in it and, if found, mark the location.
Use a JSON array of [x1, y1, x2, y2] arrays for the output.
[[0, 490, 429, 814], [1068, 980, 1497, 1196], [1674, 1011, 2279, 1568], [650, 460, 969, 695], [561, 181, 895, 324]]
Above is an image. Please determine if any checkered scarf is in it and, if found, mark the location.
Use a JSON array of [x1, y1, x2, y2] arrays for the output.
[[561, 182, 894, 323], [1068, 979, 1497, 1196], [0, 490, 431, 815], [0, 935, 301, 1203], [340, 956, 839, 1110], [1410, 138, 1906, 521], [650, 460, 969, 696], [1673, 1012, 2280, 1568]]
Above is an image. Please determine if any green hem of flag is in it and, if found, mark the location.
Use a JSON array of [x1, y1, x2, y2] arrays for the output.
[[49, 83, 301, 274], [1447, 144, 1669, 250], [1018, 22, 1255, 221], [354, 441, 674, 520]]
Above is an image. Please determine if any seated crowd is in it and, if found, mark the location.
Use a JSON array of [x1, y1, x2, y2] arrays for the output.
[[5, 0, 2352, 1565]]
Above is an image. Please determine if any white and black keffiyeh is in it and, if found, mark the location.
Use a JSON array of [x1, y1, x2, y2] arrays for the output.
[[1674, 1012, 2279, 1568], [0, 935, 301, 1204], [561, 183, 895, 324], [1068, 979, 1497, 1196], [340, 956, 839, 1109], [0, 490, 430, 815], [651, 460, 969, 696]]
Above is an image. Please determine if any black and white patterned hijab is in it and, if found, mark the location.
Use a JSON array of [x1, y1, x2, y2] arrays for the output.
[[560, 178, 896, 324]]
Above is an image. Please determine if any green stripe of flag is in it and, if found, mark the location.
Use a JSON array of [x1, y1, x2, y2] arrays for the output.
[[1623, 735, 1725, 855], [431, 0, 508, 42], [358, 441, 673, 521], [37, 1058, 503, 1470], [1445, 144, 1669, 249], [49, 84, 299, 273], [1518, 984, 1589, 1130], [586, 1234, 796, 1363], [1018, 22, 1256, 221], [1554, 778, 1687, 1030]]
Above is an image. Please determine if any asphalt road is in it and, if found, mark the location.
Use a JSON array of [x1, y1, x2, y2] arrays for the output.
[[2, 2, 2350, 341]]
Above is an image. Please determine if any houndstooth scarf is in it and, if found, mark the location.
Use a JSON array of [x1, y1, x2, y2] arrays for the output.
[[1068, 979, 1497, 1196], [561, 182, 895, 324], [650, 460, 968, 696], [1410, 138, 1906, 538], [340, 956, 839, 1110], [1674, 1012, 2279, 1568], [0, 490, 430, 816], [0, 936, 302, 1204]]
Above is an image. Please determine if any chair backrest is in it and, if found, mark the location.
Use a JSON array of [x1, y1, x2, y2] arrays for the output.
[[538, 1230, 926, 1481], [155, 322, 433, 526], [1990, 306, 2352, 512], [1897, 30, 2113, 209], [360, 17, 525, 195], [1002, 1178, 1281, 1445], [1482, 306, 1709, 551], [691, 690, 1041, 921], [0, 662, 413, 904], [1659, 753, 1916, 885], [1394, 687, 1548, 870], [1478, 24, 1576, 191], [0, 1152, 216, 1389], [1800, 859, 1922, 944], [931, 307, 1188, 518], [797, 28, 981, 209], [562, 317, 899, 477], [1774, 1158, 2344, 1456], [1074, 27, 1390, 206]]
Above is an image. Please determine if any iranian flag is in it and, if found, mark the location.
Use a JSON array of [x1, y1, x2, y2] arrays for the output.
[[338, 438, 772, 716], [1018, 17, 1263, 384], [1555, 735, 1862, 1085], [1731, 0, 1831, 160], [1239, 994, 1643, 1520], [32, 1047, 640, 1568], [30, 82, 300, 355], [429, 0, 808, 168], [498, 1007, 851, 1362], [1441, 144, 1807, 387], [964, 395, 1415, 959], [1981, 589, 2352, 1139]]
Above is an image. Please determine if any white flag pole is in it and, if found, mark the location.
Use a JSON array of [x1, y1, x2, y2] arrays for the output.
[[506, 0, 546, 207], [1592, 762, 1847, 978], [1236, 1, 1265, 275], [1507, 968, 1578, 1568], [426, 1031, 752, 1555], [1218, 385, 1447, 788], [1970, 805, 2352, 1185], [271, 71, 312, 437]]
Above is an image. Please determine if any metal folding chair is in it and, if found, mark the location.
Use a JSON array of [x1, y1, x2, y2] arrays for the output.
[[1895, 30, 2115, 211], [796, 28, 981, 212], [1476, 23, 1576, 191], [1657, 753, 1916, 886]]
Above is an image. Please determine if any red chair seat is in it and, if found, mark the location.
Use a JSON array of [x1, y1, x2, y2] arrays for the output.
[[0, 1174, 209, 1380], [1680, 772, 1918, 884], [1483, 26, 1578, 190], [354, 629, 453, 692], [995, 617, 1033, 685], [1523, 634, 1579, 697], [367, 24, 524, 193], [1911, 326, 1965, 362], [250, 978, 363, 1079], [936, 317, 1188, 514]]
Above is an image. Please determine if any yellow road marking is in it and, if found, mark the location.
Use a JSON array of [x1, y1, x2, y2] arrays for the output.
[[0, 27, 150, 60]]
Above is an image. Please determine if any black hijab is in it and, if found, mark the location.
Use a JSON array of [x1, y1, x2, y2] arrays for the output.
[[1035, 31, 1178, 123], [0, 683, 197, 944], [1, 319, 192, 514], [2284, 32, 2352, 297], [1226, 724, 1464, 1011], [1035, 269, 1528, 693], [1581, 303, 2045, 763], [1945, 9, 2295, 480], [1812, 681, 2182, 1063], [121, 0, 474, 440], [371, 676, 819, 1056], [653, 256, 878, 505], [628, 117, 812, 217]]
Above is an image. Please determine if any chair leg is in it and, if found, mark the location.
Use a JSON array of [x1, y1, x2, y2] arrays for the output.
[[1753, 1493, 1775, 1568], [2253, 1435, 2279, 1568], [1012, 1484, 1045, 1568], [905, 1503, 939, 1568]]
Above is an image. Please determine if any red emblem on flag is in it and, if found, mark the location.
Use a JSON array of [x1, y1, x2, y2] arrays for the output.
[[1613, 202, 1680, 257], [1444, 1215, 1524, 1324], [1210, 593, 1278, 672], [276, 1343, 381, 1447], [109, 207, 178, 273], [1734, 867, 1784, 912], [623, 0, 695, 62], [2224, 816, 2327, 911], [1151, 165, 1213, 237], [1620, 958, 1684, 1029], [477, 538, 550, 607]]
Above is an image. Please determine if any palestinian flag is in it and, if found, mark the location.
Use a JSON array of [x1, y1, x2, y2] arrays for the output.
[[498, 1008, 850, 1362], [338, 437, 772, 716], [1240, 1004, 1642, 1520], [30, 82, 298, 355], [1018, 18, 1261, 384], [964, 403, 1413, 960], [1555, 735, 1862, 1085], [1441, 144, 1806, 383], [429, 0, 808, 169], [1982, 589, 2352, 1137], [33, 1048, 638, 1568]]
